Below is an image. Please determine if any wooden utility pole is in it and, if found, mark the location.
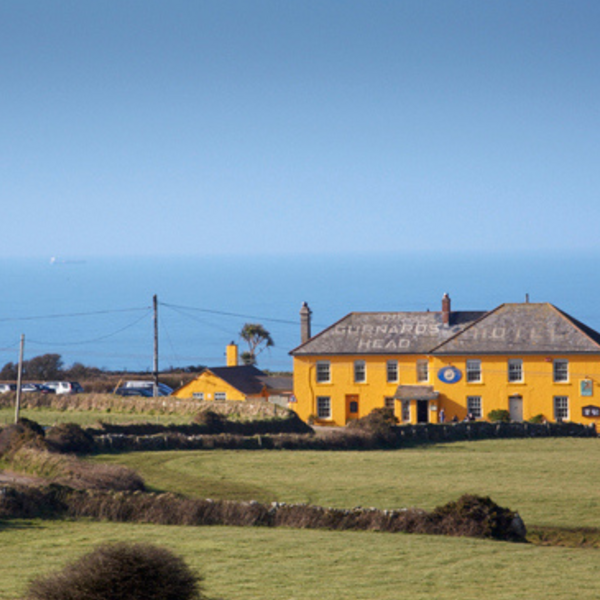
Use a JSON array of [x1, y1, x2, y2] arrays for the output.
[[15, 334, 25, 423], [153, 294, 159, 397]]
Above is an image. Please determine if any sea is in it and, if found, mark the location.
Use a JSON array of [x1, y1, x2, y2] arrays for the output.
[[1, 251, 599, 373]]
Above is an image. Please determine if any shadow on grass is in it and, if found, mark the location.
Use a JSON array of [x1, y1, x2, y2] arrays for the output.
[[0, 518, 48, 532], [528, 526, 600, 548]]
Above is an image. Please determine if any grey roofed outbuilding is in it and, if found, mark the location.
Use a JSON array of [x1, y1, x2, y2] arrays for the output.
[[208, 366, 292, 396], [432, 303, 600, 355], [290, 310, 486, 356], [290, 302, 600, 357]]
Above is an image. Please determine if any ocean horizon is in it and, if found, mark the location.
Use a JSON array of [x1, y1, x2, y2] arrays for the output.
[[1, 251, 599, 373]]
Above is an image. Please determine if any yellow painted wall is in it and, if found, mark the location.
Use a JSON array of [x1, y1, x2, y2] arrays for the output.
[[293, 354, 600, 427], [174, 370, 247, 401]]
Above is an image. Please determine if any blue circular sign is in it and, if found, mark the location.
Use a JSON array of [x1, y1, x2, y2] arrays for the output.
[[438, 366, 462, 384]]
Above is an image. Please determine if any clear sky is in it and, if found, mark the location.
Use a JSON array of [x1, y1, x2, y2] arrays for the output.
[[2, 1, 599, 258]]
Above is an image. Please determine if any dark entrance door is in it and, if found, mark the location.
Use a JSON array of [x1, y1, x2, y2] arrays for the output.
[[417, 400, 429, 423]]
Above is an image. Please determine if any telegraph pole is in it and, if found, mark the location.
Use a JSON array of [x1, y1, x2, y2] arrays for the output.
[[15, 334, 25, 423], [153, 294, 159, 397]]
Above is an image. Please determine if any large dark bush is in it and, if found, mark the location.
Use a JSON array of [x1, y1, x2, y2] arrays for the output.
[[24, 542, 204, 600]]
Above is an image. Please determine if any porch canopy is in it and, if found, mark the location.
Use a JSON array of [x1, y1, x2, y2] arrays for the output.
[[394, 385, 439, 401]]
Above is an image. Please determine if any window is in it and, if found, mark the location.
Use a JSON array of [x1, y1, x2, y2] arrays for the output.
[[317, 396, 331, 419], [553, 359, 569, 382], [467, 396, 482, 419], [192, 392, 204, 400], [214, 392, 227, 401], [354, 360, 366, 383], [554, 396, 569, 421], [386, 360, 399, 383], [384, 396, 395, 415], [416, 360, 429, 382], [401, 400, 410, 422], [508, 359, 523, 382], [466, 359, 482, 383], [316, 361, 331, 383]]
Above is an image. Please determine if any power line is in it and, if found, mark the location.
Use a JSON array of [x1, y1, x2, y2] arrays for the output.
[[0, 306, 151, 323]]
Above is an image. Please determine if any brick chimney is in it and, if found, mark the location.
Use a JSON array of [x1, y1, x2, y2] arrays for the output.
[[441, 293, 451, 326], [300, 302, 312, 344]]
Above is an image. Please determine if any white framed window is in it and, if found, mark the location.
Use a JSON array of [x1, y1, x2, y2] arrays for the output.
[[416, 360, 429, 382], [384, 396, 395, 415], [466, 359, 482, 383], [554, 396, 569, 421], [316, 361, 331, 383], [354, 360, 366, 383], [508, 359, 523, 382], [401, 400, 410, 422], [553, 359, 569, 382], [214, 392, 227, 401], [467, 396, 482, 419], [192, 392, 204, 400], [317, 396, 331, 419], [386, 360, 399, 383]]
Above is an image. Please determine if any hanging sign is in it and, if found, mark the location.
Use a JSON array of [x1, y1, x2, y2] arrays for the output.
[[580, 379, 593, 397], [438, 366, 462, 384]]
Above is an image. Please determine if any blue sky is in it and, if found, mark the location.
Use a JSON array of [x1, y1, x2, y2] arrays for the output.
[[2, 1, 600, 259]]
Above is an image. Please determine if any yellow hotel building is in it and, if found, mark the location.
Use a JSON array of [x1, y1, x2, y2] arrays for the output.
[[290, 296, 600, 427]]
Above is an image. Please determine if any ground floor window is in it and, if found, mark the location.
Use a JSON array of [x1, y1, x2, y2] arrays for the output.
[[401, 400, 410, 422], [192, 392, 204, 400], [554, 396, 569, 421], [467, 396, 482, 419], [384, 397, 395, 415], [214, 392, 227, 401], [317, 396, 331, 419]]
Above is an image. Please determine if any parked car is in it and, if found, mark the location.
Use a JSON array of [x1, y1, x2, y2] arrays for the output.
[[123, 380, 173, 396], [0, 383, 16, 393], [115, 386, 155, 398], [20, 383, 55, 394], [44, 381, 84, 395]]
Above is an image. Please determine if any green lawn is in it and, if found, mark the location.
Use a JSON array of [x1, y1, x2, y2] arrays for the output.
[[0, 407, 193, 427], [92, 438, 600, 529], [1, 519, 599, 600]]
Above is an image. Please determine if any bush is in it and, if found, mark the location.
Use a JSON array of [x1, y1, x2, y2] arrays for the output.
[[347, 407, 398, 443], [0, 418, 47, 457], [46, 423, 95, 454], [488, 409, 511, 423], [192, 409, 228, 432], [430, 494, 526, 541], [24, 542, 204, 600], [528, 414, 546, 424]]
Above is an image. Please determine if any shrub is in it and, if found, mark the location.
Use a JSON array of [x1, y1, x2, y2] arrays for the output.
[[347, 407, 398, 443], [528, 414, 546, 424], [192, 410, 228, 433], [488, 409, 511, 423], [24, 542, 204, 600], [430, 494, 526, 541], [46, 423, 95, 454], [0, 418, 47, 457]]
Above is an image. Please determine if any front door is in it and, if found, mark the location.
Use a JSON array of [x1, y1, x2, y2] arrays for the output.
[[345, 394, 360, 422], [509, 395, 523, 422], [417, 400, 429, 423]]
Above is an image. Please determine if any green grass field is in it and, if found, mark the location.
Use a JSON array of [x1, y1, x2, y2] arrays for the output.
[[0, 407, 193, 427], [2, 519, 599, 600], [92, 438, 600, 529]]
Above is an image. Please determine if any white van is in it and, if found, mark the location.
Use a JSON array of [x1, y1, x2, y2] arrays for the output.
[[124, 380, 173, 396], [44, 381, 84, 395]]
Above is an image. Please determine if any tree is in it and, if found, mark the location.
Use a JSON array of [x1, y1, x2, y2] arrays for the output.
[[25, 353, 63, 380], [239, 323, 274, 365], [0, 361, 17, 380]]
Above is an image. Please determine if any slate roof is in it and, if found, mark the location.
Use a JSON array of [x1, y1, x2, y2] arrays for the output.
[[291, 303, 600, 356], [433, 303, 600, 355], [208, 366, 292, 395], [291, 310, 486, 356]]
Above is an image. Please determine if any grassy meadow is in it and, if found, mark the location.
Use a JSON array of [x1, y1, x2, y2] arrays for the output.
[[2, 519, 599, 600], [92, 438, 600, 529]]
